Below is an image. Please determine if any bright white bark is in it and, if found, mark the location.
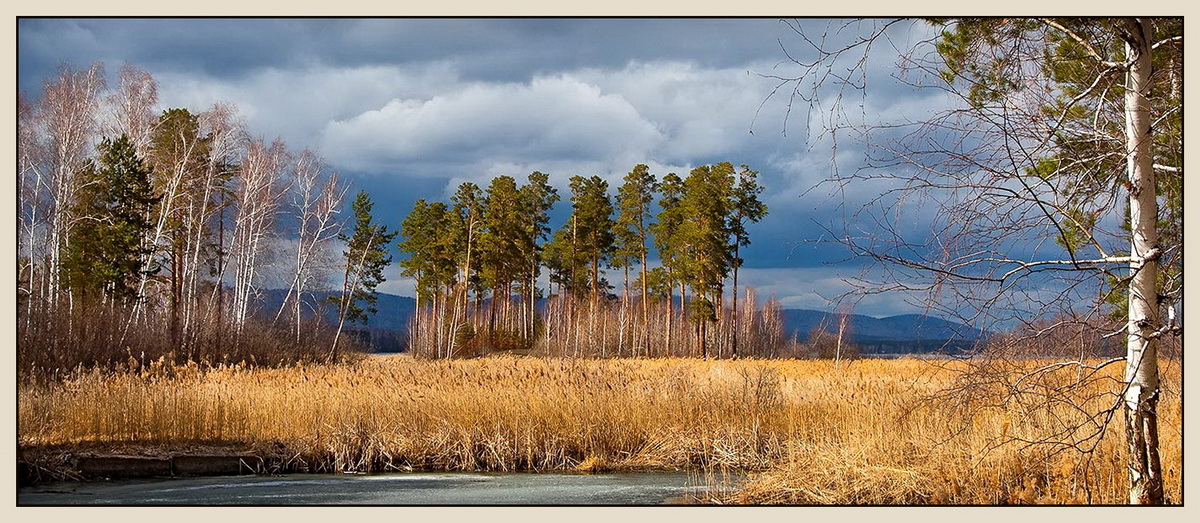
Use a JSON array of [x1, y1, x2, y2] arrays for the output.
[[39, 63, 105, 306], [275, 150, 346, 341], [229, 138, 287, 337], [1120, 18, 1163, 505], [130, 110, 211, 329], [17, 93, 48, 317]]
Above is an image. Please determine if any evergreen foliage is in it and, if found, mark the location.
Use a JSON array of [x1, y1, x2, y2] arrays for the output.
[[61, 134, 158, 301], [614, 164, 657, 274], [335, 190, 397, 326], [480, 176, 525, 297], [399, 163, 769, 358], [651, 172, 687, 296], [399, 199, 456, 302]]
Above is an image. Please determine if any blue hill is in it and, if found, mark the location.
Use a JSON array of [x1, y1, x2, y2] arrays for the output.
[[781, 309, 987, 353]]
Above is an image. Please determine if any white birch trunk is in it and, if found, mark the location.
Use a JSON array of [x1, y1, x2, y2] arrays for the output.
[[1120, 18, 1163, 505], [229, 139, 287, 339], [41, 63, 105, 307]]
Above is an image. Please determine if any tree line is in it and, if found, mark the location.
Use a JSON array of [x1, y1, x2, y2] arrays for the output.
[[16, 61, 784, 369], [18, 62, 391, 372], [398, 162, 784, 358]]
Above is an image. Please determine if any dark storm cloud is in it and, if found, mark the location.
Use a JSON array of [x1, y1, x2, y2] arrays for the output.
[[319, 18, 802, 80], [19, 19, 299, 91], [18, 18, 795, 91]]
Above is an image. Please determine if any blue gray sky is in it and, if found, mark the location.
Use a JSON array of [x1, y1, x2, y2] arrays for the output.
[[18, 18, 955, 317]]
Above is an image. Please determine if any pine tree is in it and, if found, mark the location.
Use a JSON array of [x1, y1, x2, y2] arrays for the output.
[[449, 182, 486, 353], [399, 198, 457, 356], [679, 163, 735, 356], [615, 163, 658, 355], [399, 199, 448, 304], [450, 182, 486, 294], [727, 164, 767, 357], [146, 107, 214, 347], [651, 172, 685, 356], [62, 134, 158, 302], [543, 219, 587, 294], [480, 175, 524, 340], [331, 190, 397, 356], [569, 175, 616, 299], [517, 171, 559, 340]]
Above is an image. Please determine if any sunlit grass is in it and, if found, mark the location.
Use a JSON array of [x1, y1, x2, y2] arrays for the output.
[[17, 355, 1181, 504]]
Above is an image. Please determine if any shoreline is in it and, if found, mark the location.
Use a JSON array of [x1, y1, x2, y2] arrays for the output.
[[17, 441, 705, 487]]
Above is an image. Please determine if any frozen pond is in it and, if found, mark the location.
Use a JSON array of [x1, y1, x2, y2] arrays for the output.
[[19, 471, 728, 505]]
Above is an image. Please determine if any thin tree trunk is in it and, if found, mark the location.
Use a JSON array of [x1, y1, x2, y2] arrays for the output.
[[1121, 18, 1163, 505], [679, 282, 687, 356], [330, 264, 353, 361], [620, 264, 629, 356], [413, 283, 422, 355], [640, 245, 649, 357], [665, 268, 673, 357], [732, 244, 740, 358]]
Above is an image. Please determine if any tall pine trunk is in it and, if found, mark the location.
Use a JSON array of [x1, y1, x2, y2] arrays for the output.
[[731, 244, 740, 358], [640, 241, 649, 356], [665, 268, 673, 357]]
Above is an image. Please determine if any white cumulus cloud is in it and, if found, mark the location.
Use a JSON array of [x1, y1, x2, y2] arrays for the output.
[[320, 75, 665, 175]]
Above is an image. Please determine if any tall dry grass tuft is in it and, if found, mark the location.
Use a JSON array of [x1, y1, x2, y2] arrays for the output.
[[408, 289, 800, 359], [18, 356, 1181, 504], [17, 299, 359, 376], [724, 358, 1183, 504]]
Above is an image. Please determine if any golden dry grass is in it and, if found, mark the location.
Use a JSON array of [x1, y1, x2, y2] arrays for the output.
[[17, 355, 1181, 504]]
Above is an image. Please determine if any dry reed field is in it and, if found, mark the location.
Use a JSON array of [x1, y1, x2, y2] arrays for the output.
[[18, 355, 1181, 504]]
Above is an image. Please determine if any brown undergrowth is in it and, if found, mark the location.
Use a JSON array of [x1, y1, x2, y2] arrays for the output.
[[17, 355, 1181, 504]]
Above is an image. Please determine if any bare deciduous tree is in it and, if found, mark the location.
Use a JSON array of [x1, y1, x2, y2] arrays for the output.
[[17, 60, 355, 369], [104, 63, 159, 158], [229, 138, 289, 340], [37, 62, 106, 307], [17, 92, 48, 318], [274, 149, 347, 342]]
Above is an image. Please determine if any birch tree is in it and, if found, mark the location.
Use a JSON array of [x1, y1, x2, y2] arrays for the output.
[[38, 62, 106, 307], [193, 103, 246, 346], [143, 108, 213, 345], [228, 138, 288, 340], [103, 63, 159, 159], [275, 149, 346, 342], [17, 92, 47, 317], [768, 17, 1181, 504]]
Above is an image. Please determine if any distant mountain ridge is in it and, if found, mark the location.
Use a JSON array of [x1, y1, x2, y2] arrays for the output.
[[780, 309, 986, 341], [780, 309, 987, 354], [252, 289, 415, 352], [254, 288, 416, 331], [253, 290, 984, 353]]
